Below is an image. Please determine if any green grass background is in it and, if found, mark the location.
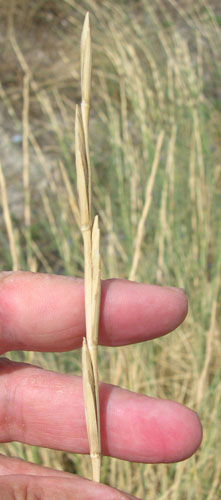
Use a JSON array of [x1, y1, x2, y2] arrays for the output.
[[0, 0, 220, 498]]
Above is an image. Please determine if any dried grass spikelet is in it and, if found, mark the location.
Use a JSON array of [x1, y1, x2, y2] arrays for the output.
[[75, 13, 101, 483], [81, 11, 92, 214]]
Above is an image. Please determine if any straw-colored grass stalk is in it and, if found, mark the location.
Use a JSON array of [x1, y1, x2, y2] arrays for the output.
[[75, 13, 101, 483], [0, 162, 19, 270]]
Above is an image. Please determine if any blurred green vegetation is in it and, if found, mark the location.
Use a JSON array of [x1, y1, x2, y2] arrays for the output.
[[0, 0, 220, 498]]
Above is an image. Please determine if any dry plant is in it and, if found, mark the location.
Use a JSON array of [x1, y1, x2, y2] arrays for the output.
[[0, 162, 19, 270], [75, 13, 101, 482], [0, 1, 220, 497]]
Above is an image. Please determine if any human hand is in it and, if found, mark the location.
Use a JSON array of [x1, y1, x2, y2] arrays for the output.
[[0, 271, 202, 499]]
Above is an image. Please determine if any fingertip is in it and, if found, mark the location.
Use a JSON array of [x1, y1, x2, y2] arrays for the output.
[[171, 287, 188, 323], [159, 286, 188, 337], [180, 407, 203, 460], [160, 402, 203, 463], [100, 280, 189, 346]]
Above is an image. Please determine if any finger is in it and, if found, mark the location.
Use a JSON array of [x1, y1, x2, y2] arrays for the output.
[[0, 453, 70, 477], [0, 271, 187, 353], [0, 455, 139, 500], [0, 475, 139, 500], [0, 359, 202, 463]]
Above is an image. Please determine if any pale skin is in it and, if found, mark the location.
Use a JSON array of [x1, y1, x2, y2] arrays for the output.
[[0, 271, 202, 500]]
